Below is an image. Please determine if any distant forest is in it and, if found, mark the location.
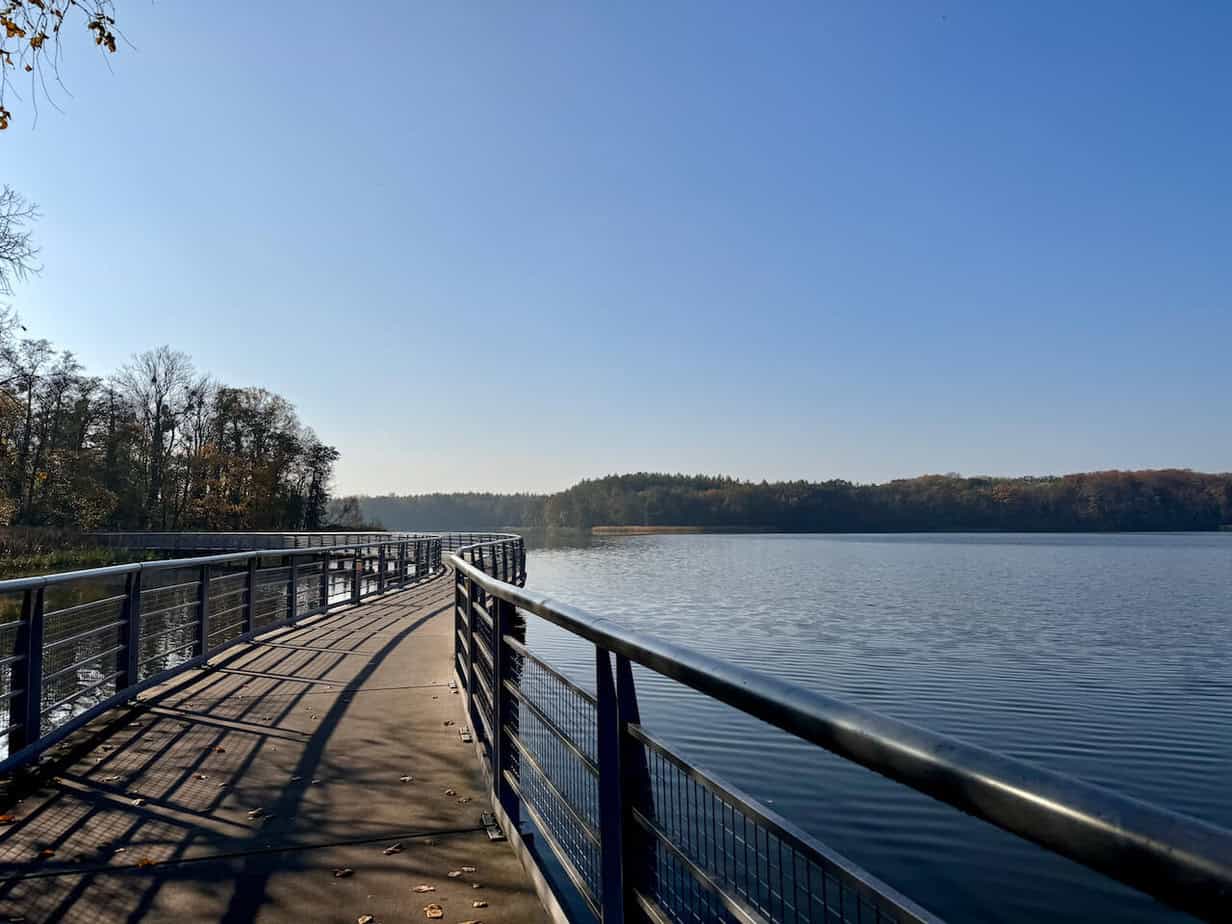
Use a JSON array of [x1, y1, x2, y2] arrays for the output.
[[0, 312, 340, 531], [351, 470, 1232, 533]]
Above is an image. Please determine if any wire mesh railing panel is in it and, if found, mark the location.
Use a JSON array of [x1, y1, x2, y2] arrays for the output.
[[630, 727, 933, 924], [515, 730, 603, 908], [253, 567, 289, 630], [137, 574, 202, 680], [293, 561, 327, 614], [207, 571, 248, 648], [0, 604, 21, 736], [502, 632, 602, 911], [515, 644, 598, 766], [40, 590, 127, 737]]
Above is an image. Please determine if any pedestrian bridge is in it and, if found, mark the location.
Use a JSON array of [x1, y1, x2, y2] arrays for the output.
[[0, 533, 1227, 923]]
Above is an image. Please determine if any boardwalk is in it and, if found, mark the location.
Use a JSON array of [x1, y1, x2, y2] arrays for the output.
[[0, 574, 545, 923]]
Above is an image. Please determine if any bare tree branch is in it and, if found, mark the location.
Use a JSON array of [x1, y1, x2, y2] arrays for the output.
[[1, 1, 120, 131], [0, 186, 38, 296]]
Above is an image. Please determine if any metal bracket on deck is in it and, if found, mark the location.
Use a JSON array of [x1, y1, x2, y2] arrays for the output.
[[479, 812, 505, 841], [458, 726, 473, 744]]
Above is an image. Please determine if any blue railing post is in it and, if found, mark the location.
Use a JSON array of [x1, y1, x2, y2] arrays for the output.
[[319, 551, 330, 611], [616, 654, 653, 904], [465, 575, 478, 728], [7, 587, 45, 754], [352, 548, 362, 605], [596, 646, 627, 921], [244, 556, 257, 635], [377, 544, 386, 594], [287, 554, 299, 624], [397, 542, 407, 587], [196, 563, 211, 656], [491, 595, 519, 822], [118, 570, 143, 690]]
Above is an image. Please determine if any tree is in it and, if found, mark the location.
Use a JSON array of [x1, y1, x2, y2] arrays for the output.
[[116, 347, 194, 527], [0, 187, 37, 292], [0, 2, 120, 130]]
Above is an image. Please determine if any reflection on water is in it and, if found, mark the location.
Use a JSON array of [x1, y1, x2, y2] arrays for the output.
[[520, 532, 1232, 924]]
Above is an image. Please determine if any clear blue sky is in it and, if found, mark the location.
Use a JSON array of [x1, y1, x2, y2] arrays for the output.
[[5, 2, 1230, 494]]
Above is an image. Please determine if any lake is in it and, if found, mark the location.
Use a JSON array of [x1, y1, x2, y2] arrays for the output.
[[518, 532, 1232, 924]]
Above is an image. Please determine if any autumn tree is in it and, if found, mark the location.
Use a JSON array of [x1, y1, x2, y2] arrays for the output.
[[0, 1, 120, 130]]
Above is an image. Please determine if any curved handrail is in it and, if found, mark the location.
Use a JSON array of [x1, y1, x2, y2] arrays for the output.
[[450, 548, 1232, 921], [0, 534, 452, 775]]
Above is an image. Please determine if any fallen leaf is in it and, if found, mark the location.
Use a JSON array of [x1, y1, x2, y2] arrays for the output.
[[456, 797, 472, 804], [357, 916, 375, 924], [382, 842, 403, 855], [423, 905, 443, 920], [38, 849, 54, 858], [443, 789, 457, 797], [195, 774, 208, 781], [290, 776, 302, 782], [102, 776, 121, 783], [212, 746, 226, 754], [447, 870, 462, 878], [137, 858, 156, 868], [333, 867, 354, 878], [132, 799, 147, 807], [0, 815, 16, 824], [312, 778, 322, 784], [472, 900, 488, 908], [247, 808, 265, 820], [399, 775, 414, 783], [461, 866, 476, 873], [412, 885, 435, 893], [442, 720, 454, 727]]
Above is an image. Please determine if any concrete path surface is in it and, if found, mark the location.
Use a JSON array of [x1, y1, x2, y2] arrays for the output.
[[0, 574, 547, 923]]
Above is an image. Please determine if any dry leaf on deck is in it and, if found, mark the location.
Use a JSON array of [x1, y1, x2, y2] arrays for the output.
[[358, 916, 375, 924], [447, 869, 462, 878], [423, 904, 444, 919], [412, 885, 435, 893], [333, 867, 354, 878], [382, 842, 403, 855]]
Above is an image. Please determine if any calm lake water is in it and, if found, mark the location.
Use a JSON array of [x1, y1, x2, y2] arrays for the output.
[[520, 532, 1232, 924]]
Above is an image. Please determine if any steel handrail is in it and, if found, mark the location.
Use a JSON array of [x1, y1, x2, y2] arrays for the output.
[[449, 547, 1232, 921]]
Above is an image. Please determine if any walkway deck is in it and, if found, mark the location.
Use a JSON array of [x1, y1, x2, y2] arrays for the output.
[[0, 574, 545, 923]]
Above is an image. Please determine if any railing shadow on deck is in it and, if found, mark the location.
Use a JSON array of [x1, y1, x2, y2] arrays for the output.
[[0, 579, 459, 923]]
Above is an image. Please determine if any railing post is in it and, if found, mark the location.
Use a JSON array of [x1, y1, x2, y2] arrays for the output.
[[596, 647, 626, 921], [244, 556, 257, 636], [491, 595, 519, 821], [287, 554, 299, 624], [7, 587, 45, 754], [465, 575, 478, 727], [196, 563, 211, 657], [616, 654, 653, 909], [118, 570, 143, 690], [397, 542, 407, 587], [352, 547, 362, 605], [377, 544, 386, 594], [319, 551, 330, 611]]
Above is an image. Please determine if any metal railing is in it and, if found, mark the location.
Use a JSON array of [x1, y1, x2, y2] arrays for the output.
[[450, 537, 1232, 924], [0, 536, 444, 773], [91, 531, 436, 551]]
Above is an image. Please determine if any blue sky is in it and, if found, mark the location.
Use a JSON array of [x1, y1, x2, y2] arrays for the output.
[[5, 2, 1230, 494]]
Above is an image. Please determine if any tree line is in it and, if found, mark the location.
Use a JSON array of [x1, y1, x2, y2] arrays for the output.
[[0, 314, 340, 531], [350, 469, 1232, 533]]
